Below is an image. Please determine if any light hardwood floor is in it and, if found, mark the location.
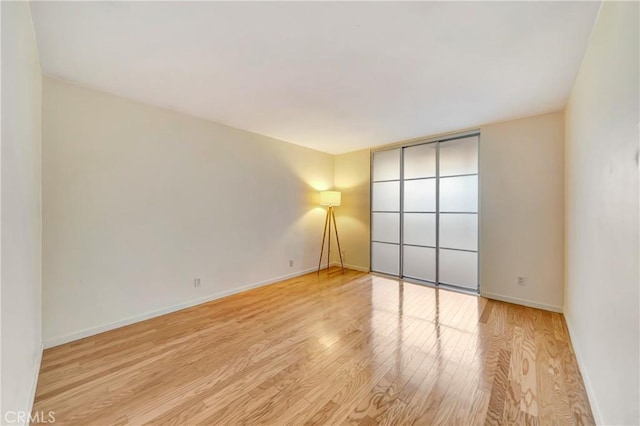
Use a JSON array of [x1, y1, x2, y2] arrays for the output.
[[33, 268, 594, 425]]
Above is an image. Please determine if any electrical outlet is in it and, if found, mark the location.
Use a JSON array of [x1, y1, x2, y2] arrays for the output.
[[289, 259, 294, 267], [517, 276, 525, 286], [341, 250, 346, 261], [194, 278, 201, 288]]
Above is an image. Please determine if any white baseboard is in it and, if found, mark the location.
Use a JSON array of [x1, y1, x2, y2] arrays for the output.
[[480, 291, 563, 313], [563, 314, 603, 425], [26, 343, 44, 422], [43, 266, 322, 349], [330, 261, 369, 272]]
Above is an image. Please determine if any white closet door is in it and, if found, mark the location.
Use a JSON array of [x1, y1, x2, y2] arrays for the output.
[[371, 148, 401, 276], [438, 136, 478, 289], [401, 143, 437, 282]]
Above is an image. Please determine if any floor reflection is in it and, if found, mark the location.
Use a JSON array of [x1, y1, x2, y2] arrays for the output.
[[368, 275, 482, 394]]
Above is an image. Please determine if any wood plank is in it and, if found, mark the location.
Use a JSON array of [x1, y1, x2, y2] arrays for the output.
[[521, 309, 539, 417], [485, 348, 511, 425]]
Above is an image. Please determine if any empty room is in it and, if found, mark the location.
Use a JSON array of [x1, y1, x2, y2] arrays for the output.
[[2, 1, 638, 425]]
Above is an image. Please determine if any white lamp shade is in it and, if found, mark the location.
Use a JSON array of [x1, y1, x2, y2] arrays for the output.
[[320, 191, 341, 206]]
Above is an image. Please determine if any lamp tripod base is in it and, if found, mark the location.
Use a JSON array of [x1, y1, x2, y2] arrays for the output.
[[317, 206, 345, 274]]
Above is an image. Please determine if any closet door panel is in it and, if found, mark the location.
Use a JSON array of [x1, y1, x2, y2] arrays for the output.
[[371, 148, 401, 276], [372, 181, 400, 212], [439, 213, 477, 251], [403, 213, 436, 247], [440, 175, 478, 212], [404, 179, 436, 212], [372, 213, 400, 244], [439, 136, 478, 176], [404, 143, 436, 179], [403, 245, 436, 282], [372, 149, 401, 181], [439, 249, 478, 289], [372, 242, 400, 276]]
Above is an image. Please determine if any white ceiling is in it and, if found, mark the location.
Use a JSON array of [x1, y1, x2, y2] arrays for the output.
[[30, 1, 600, 154]]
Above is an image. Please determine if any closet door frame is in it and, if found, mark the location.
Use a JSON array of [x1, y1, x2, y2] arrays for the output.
[[369, 131, 481, 294]]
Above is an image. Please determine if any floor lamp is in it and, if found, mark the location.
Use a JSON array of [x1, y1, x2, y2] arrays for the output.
[[317, 191, 345, 274]]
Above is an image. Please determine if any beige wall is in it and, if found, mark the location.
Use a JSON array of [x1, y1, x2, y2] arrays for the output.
[[42, 77, 334, 347], [334, 150, 370, 271], [480, 112, 565, 311], [1, 2, 43, 423], [564, 1, 639, 424]]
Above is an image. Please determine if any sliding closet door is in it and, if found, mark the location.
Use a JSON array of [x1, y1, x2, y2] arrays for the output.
[[371, 149, 401, 276], [370, 134, 479, 292], [438, 136, 479, 290], [402, 143, 437, 282]]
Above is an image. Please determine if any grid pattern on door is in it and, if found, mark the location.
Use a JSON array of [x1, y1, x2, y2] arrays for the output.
[[370, 134, 479, 292]]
